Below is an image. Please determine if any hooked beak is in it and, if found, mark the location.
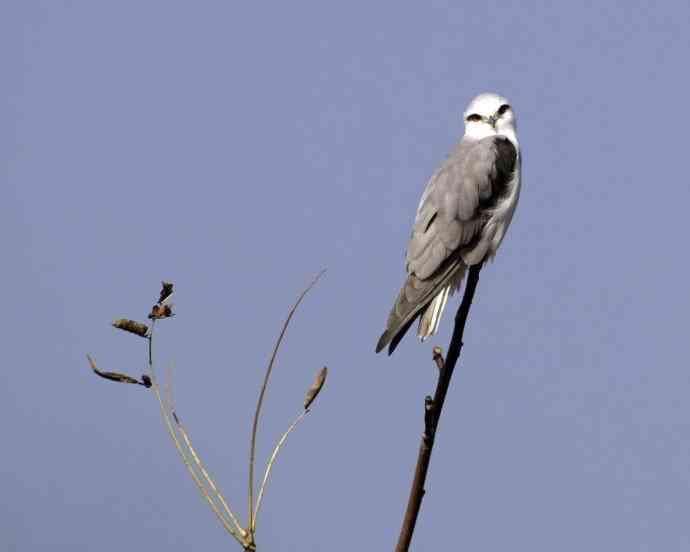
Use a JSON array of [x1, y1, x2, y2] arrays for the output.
[[487, 114, 498, 128]]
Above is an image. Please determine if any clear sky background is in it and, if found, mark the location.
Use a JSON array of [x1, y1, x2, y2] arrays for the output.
[[3, 1, 690, 550]]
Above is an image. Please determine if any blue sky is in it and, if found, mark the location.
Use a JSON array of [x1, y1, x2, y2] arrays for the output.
[[3, 1, 690, 550]]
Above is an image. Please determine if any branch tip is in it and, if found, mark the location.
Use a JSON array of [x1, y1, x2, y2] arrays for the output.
[[432, 347, 444, 371]]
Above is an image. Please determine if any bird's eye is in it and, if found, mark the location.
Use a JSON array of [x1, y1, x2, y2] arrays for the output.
[[497, 104, 511, 115], [466, 113, 482, 122]]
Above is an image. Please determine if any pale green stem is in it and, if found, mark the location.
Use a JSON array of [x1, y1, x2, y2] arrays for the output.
[[252, 409, 309, 533], [147, 322, 246, 545], [174, 410, 245, 535], [163, 363, 245, 535]]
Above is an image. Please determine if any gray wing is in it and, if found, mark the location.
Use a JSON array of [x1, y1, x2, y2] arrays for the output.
[[376, 135, 516, 354]]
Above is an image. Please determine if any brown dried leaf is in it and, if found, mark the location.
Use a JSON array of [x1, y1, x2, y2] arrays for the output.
[[87, 354, 145, 386], [158, 281, 174, 305], [112, 319, 150, 338], [148, 304, 174, 319], [303, 366, 328, 410]]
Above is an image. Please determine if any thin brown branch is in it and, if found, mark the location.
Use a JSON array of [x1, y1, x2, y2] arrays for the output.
[[395, 262, 482, 552], [247, 270, 326, 534]]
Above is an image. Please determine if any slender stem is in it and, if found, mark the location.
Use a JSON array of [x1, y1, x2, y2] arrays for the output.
[[247, 270, 325, 532], [164, 363, 245, 536], [395, 263, 482, 552], [252, 409, 309, 532], [174, 413, 246, 535], [147, 322, 246, 545], [149, 320, 154, 366]]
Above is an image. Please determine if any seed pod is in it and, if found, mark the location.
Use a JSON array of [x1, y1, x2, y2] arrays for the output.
[[303, 366, 328, 410], [112, 319, 150, 338], [87, 354, 143, 385]]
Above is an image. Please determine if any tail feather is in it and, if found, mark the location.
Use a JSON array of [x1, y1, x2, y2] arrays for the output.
[[418, 285, 450, 341], [418, 262, 466, 341], [375, 256, 467, 355]]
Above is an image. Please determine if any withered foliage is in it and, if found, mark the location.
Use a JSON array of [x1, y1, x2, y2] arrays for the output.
[[149, 304, 174, 319], [304, 366, 328, 410], [158, 281, 174, 304], [88, 275, 329, 552], [87, 354, 150, 387], [149, 281, 175, 319], [112, 319, 150, 338]]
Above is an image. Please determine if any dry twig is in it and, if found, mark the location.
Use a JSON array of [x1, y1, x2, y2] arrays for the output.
[[247, 270, 326, 538], [395, 263, 482, 552], [88, 276, 328, 552]]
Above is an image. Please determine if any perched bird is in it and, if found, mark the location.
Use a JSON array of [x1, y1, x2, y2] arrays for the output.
[[376, 92, 521, 355]]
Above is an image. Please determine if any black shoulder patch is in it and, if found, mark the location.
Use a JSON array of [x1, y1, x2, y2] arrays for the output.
[[494, 136, 517, 179], [480, 137, 517, 208]]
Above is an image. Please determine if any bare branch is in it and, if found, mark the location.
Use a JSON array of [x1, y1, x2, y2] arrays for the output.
[[395, 262, 482, 552]]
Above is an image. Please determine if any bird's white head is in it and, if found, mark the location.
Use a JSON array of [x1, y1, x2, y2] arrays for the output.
[[463, 92, 517, 143]]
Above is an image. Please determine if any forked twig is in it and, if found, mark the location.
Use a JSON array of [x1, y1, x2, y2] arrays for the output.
[[90, 277, 327, 551], [147, 321, 248, 546], [163, 362, 245, 538], [247, 270, 326, 533]]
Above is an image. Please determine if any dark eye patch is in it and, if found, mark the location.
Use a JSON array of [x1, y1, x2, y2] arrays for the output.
[[497, 104, 511, 115], [466, 113, 483, 122]]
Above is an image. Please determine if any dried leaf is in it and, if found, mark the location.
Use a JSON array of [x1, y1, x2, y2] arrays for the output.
[[112, 319, 150, 338], [97, 372, 141, 385], [148, 304, 174, 319], [158, 281, 174, 305], [303, 366, 328, 410], [87, 354, 145, 386]]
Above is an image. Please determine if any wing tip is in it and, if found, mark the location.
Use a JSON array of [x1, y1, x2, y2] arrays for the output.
[[375, 331, 390, 354]]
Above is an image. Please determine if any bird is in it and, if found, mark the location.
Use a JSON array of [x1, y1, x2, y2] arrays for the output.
[[376, 92, 521, 355]]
